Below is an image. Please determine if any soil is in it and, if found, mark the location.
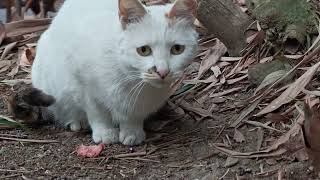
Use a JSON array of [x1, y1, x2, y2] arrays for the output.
[[0, 77, 317, 179], [0, 2, 318, 179]]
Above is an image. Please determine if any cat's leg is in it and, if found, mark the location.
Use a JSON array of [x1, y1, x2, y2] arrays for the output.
[[49, 102, 88, 131], [85, 102, 119, 144], [115, 113, 146, 146]]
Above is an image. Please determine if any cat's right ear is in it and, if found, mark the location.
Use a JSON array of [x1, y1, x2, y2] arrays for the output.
[[166, 0, 197, 24], [119, 0, 147, 29]]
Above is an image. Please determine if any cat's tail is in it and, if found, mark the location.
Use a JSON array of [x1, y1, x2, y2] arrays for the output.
[[5, 87, 56, 124], [21, 87, 56, 107]]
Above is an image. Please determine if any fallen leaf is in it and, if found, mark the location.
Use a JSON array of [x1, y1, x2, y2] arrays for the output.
[[0, 60, 13, 73], [210, 87, 242, 98], [1, 42, 17, 60], [265, 113, 290, 123], [179, 100, 213, 118], [220, 57, 242, 62], [197, 41, 227, 79], [5, 19, 51, 38], [0, 115, 25, 129], [230, 99, 261, 128], [226, 74, 248, 85], [254, 70, 287, 94], [7, 64, 19, 77], [233, 129, 245, 143], [210, 66, 221, 77], [256, 61, 320, 116], [266, 115, 303, 152], [1, 79, 31, 86], [256, 128, 264, 151], [76, 144, 105, 158], [20, 47, 36, 66]]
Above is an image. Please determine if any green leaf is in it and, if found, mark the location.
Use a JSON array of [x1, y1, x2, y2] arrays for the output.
[[172, 84, 195, 96], [0, 115, 26, 129]]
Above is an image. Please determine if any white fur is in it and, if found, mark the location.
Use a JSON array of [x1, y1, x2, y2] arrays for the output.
[[32, 0, 198, 145]]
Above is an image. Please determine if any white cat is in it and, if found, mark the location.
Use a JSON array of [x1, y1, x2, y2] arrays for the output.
[[31, 0, 199, 145]]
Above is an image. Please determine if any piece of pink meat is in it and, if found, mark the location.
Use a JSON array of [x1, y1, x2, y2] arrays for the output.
[[76, 144, 105, 158]]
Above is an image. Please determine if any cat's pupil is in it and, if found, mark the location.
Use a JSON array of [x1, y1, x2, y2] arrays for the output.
[[142, 47, 146, 53], [175, 45, 180, 51]]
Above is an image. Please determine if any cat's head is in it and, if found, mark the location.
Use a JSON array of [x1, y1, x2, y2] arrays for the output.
[[118, 0, 198, 88]]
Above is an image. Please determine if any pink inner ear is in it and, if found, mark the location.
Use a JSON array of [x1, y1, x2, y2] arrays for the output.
[[166, 0, 197, 19], [118, 0, 147, 29]]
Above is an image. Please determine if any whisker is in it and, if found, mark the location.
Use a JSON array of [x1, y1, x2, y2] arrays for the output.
[[133, 82, 145, 110], [132, 82, 146, 111]]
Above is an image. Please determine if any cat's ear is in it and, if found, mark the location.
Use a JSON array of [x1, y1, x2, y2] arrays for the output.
[[166, 0, 197, 23], [119, 0, 147, 29]]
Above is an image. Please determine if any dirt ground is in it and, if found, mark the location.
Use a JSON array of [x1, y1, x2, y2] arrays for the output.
[[0, 78, 317, 179], [0, 1, 319, 179]]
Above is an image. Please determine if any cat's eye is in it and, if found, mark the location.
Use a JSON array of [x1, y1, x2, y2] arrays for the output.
[[137, 46, 152, 56], [171, 44, 185, 55]]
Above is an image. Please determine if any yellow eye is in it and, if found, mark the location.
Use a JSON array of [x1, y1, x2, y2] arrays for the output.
[[171, 44, 185, 55], [137, 46, 152, 56]]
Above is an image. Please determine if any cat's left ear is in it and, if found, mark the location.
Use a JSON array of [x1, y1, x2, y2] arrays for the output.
[[119, 0, 147, 29], [166, 0, 197, 23]]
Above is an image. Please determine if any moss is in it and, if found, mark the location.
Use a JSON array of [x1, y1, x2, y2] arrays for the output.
[[247, 0, 317, 50]]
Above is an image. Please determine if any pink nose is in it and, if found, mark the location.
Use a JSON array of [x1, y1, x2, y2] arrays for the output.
[[156, 69, 169, 79]]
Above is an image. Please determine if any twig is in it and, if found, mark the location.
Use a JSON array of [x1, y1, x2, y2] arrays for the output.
[[254, 169, 279, 177], [219, 168, 230, 180], [244, 120, 283, 133], [112, 151, 147, 158], [214, 125, 226, 142], [0, 134, 27, 138], [115, 157, 160, 163], [0, 169, 31, 173], [278, 168, 284, 180], [0, 137, 58, 143], [0, 174, 21, 179]]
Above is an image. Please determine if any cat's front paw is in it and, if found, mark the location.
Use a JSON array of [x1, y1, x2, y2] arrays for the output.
[[92, 128, 119, 144], [119, 128, 145, 145], [69, 121, 89, 132]]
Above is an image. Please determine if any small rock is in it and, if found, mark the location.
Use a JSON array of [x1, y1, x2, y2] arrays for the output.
[[224, 157, 239, 167]]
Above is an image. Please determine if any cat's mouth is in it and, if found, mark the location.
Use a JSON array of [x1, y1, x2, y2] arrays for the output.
[[141, 72, 173, 88]]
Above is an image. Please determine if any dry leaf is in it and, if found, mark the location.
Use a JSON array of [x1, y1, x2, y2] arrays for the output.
[[265, 113, 290, 123], [1, 79, 31, 86], [227, 74, 248, 85], [266, 115, 303, 153], [179, 100, 213, 118], [5, 19, 51, 38], [210, 87, 242, 98], [256, 61, 320, 116], [210, 66, 221, 77], [254, 70, 287, 95], [256, 128, 264, 151], [20, 47, 36, 66], [197, 41, 227, 79], [233, 129, 245, 143], [220, 57, 241, 62], [0, 60, 13, 73], [1, 42, 17, 60], [230, 99, 261, 128]]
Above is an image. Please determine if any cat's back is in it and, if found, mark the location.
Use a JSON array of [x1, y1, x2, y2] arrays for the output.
[[45, 0, 119, 41]]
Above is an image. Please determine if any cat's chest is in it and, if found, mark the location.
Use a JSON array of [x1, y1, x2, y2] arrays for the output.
[[120, 83, 170, 113]]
